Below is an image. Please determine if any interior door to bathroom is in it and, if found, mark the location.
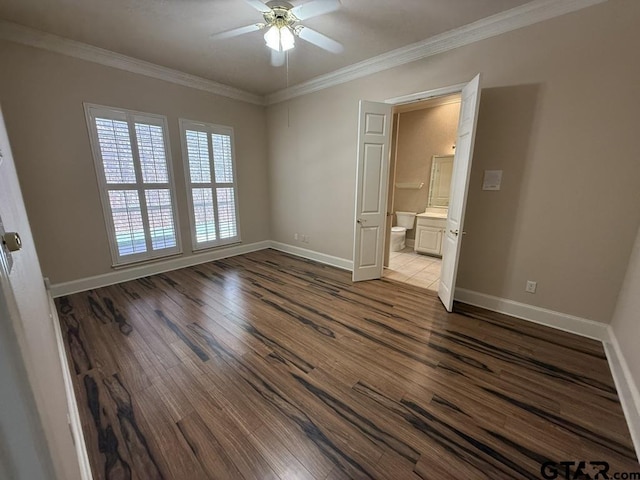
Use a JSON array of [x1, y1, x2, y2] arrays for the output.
[[352, 100, 392, 282], [438, 74, 482, 311]]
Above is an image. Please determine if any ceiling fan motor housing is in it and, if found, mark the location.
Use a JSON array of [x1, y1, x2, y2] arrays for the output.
[[263, 2, 299, 29]]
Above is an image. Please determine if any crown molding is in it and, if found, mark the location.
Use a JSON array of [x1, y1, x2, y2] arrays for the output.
[[265, 0, 607, 105], [0, 0, 606, 107], [0, 20, 265, 106]]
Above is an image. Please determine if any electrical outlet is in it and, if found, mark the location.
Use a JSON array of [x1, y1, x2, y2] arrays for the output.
[[294, 233, 298, 241], [525, 280, 537, 294]]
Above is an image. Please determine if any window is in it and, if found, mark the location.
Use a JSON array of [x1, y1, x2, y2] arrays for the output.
[[179, 119, 240, 250], [84, 104, 181, 266]]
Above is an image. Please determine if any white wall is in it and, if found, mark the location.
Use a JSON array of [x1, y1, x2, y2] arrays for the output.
[[0, 40, 270, 286], [1, 2, 638, 324], [267, 0, 640, 323], [0, 107, 81, 479], [611, 224, 640, 406]]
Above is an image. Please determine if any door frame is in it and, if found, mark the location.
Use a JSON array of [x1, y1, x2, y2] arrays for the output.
[[379, 81, 469, 288], [383, 112, 401, 268], [385, 83, 467, 107]]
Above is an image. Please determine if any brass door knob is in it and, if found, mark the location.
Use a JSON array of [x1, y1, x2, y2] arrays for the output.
[[2, 232, 22, 252]]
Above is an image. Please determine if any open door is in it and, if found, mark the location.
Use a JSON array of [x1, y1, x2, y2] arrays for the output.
[[439, 74, 482, 310], [0, 260, 54, 480], [0, 106, 87, 479], [352, 100, 393, 282]]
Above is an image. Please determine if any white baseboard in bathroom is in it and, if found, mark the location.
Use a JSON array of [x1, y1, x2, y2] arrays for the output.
[[406, 239, 415, 248], [269, 241, 353, 271], [454, 288, 610, 341], [50, 240, 271, 297], [604, 330, 640, 462]]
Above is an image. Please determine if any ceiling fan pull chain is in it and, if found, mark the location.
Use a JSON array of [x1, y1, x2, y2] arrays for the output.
[[286, 50, 290, 88], [286, 50, 291, 128]]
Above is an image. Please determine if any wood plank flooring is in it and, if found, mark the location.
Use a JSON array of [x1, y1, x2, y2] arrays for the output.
[[54, 249, 639, 479]]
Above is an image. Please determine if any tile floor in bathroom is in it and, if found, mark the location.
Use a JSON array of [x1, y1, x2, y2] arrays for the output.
[[384, 246, 441, 292]]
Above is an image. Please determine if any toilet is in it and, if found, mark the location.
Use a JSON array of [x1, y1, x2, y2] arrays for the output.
[[391, 212, 416, 252]]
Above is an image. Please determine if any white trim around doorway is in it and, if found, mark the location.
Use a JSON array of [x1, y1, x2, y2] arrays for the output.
[[381, 82, 466, 296]]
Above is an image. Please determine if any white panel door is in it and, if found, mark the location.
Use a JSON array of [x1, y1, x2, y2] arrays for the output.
[[439, 74, 482, 311], [0, 107, 85, 479], [353, 100, 392, 282]]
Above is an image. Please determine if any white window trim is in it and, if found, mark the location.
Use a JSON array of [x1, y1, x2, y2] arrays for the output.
[[179, 118, 242, 252], [84, 103, 182, 267]]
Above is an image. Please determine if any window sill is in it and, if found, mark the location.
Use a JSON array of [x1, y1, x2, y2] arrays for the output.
[[192, 240, 242, 253], [111, 251, 183, 270]]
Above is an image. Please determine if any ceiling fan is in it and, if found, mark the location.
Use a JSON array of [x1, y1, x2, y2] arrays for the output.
[[211, 0, 344, 67]]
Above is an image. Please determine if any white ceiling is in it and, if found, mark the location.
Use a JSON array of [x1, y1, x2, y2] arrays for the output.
[[0, 0, 535, 95]]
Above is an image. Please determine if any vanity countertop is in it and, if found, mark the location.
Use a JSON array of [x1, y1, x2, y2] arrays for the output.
[[417, 210, 448, 219]]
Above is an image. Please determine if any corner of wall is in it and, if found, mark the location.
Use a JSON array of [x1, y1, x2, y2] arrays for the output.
[[604, 327, 640, 462]]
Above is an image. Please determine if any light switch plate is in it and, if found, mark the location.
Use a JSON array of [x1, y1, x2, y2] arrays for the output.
[[483, 170, 503, 191]]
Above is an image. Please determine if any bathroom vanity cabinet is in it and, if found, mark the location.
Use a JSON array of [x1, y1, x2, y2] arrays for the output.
[[415, 216, 446, 256], [414, 155, 453, 257]]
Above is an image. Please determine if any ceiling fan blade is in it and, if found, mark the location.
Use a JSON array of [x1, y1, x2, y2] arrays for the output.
[[291, 0, 340, 20], [210, 24, 262, 40], [271, 49, 286, 67], [244, 0, 270, 13], [297, 27, 343, 54]]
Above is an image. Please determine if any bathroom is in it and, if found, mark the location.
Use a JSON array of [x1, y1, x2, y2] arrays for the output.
[[384, 93, 461, 291]]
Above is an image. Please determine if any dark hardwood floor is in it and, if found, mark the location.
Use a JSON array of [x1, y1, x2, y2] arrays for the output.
[[54, 249, 639, 479]]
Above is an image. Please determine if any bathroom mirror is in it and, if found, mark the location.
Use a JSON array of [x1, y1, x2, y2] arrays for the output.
[[427, 154, 454, 208]]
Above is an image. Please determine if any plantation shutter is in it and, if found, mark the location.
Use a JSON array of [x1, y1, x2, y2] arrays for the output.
[[180, 120, 240, 250], [85, 104, 181, 265]]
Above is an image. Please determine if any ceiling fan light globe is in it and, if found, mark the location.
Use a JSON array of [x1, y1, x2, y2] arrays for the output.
[[280, 26, 295, 51], [264, 25, 281, 51]]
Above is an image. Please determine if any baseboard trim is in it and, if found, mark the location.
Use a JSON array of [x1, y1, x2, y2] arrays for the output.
[[406, 239, 415, 248], [454, 288, 609, 341], [269, 241, 353, 271], [604, 329, 640, 462], [46, 290, 92, 479], [50, 240, 271, 297]]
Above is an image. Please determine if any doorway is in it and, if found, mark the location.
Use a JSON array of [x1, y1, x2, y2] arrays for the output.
[[352, 75, 482, 310], [384, 93, 462, 292]]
